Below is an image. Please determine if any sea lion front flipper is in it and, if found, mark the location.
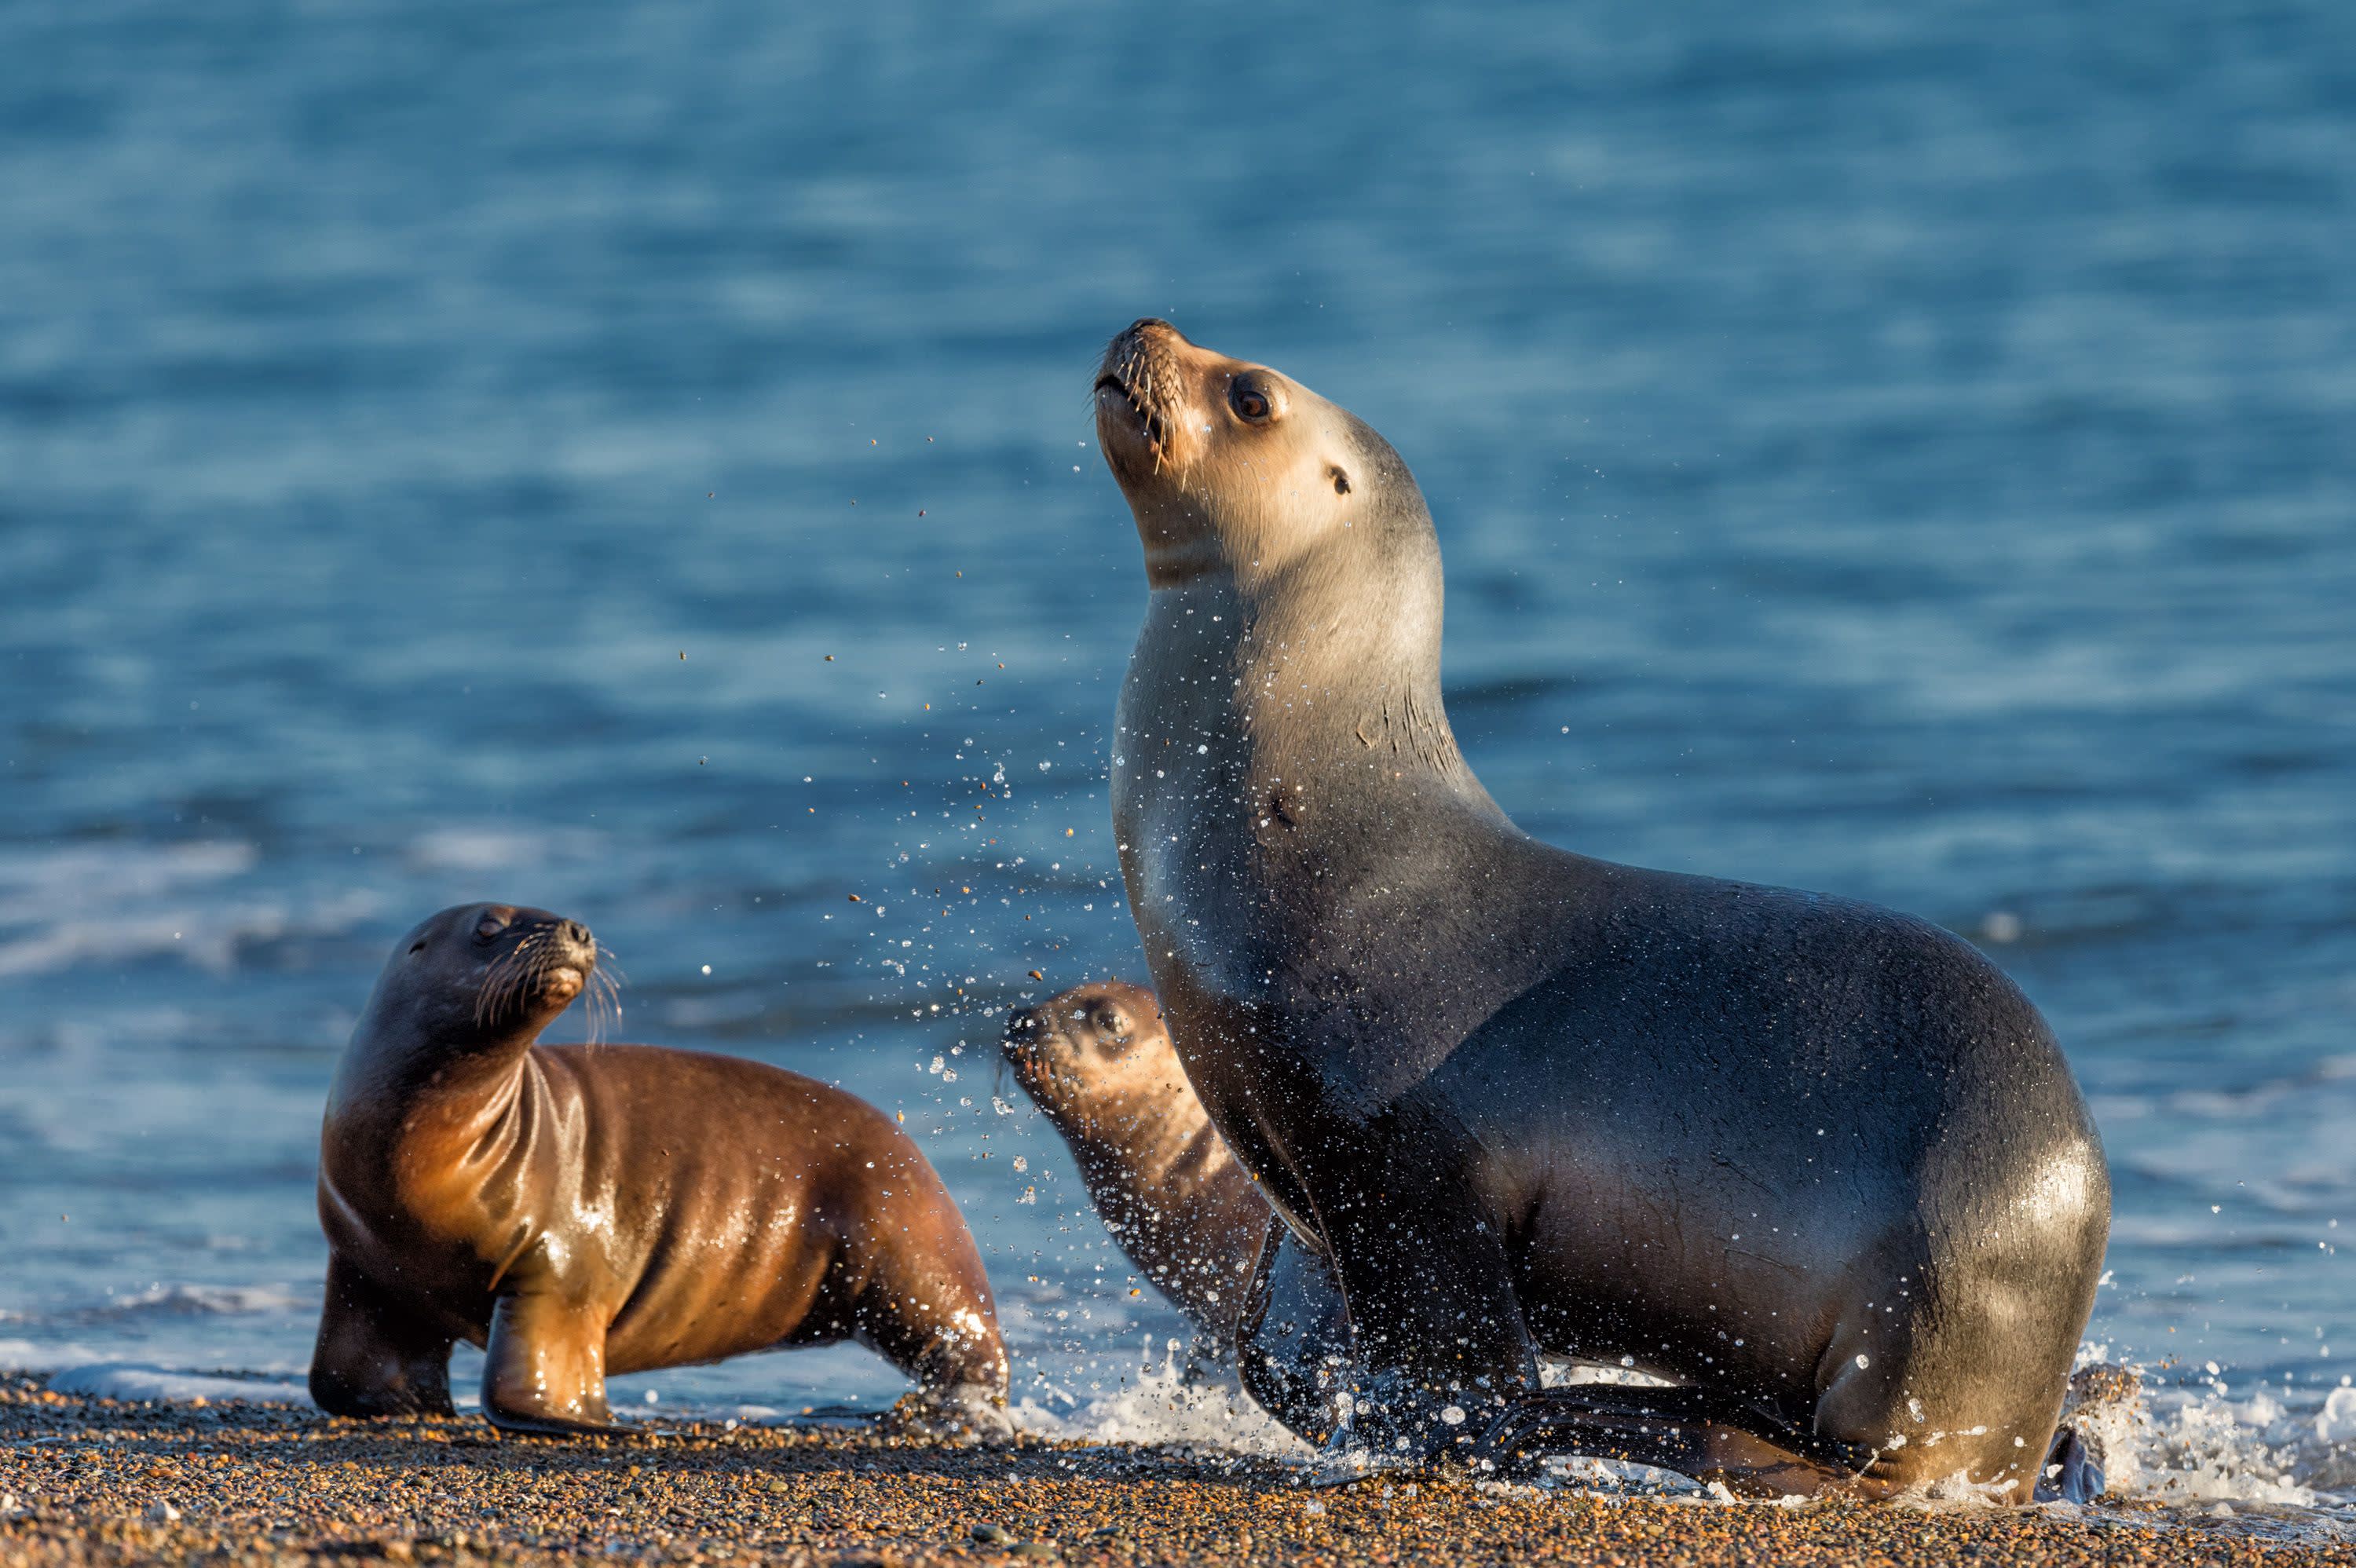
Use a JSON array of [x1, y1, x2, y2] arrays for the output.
[[309, 1252, 458, 1418], [1235, 1222, 1352, 1443], [841, 1160, 1013, 1435], [480, 1290, 617, 1437], [1314, 1127, 1545, 1457]]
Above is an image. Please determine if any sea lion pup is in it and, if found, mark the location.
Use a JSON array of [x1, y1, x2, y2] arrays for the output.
[[1001, 981, 1268, 1345], [312, 903, 1009, 1438], [1001, 980, 1352, 1438], [1092, 318, 2110, 1500]]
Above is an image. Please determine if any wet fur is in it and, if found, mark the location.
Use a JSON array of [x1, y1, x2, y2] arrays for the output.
[[1092, 320, 2111, 1498], [312, 904, 1009, 1437]]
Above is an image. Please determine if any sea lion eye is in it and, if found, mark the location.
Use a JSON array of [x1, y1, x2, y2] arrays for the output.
[[1095, 1006, 1132, 1044], [408, 941, 428, 955], [474, 914, 508, 941], [1228, 377, 1275, 424], [1330, 466, 1352, 495]]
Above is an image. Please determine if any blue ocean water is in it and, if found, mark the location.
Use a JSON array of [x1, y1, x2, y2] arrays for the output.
[[2, 0, 2351, 1512]]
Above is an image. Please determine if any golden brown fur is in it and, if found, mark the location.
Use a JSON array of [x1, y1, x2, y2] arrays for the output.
[[1001, 981, 1276, 1345], [313, 904, 1008, 1437]]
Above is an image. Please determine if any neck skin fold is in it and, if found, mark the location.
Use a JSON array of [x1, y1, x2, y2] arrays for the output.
[[324, 996, 550, 1186], [1121, 533, 1483, 829]]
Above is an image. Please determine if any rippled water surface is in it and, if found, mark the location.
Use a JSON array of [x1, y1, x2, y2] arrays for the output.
[[2, 0, 2351, 1522]]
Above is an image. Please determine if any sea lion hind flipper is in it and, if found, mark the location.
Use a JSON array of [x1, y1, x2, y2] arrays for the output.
[[308, 1253, 457, 1419], [1471, 1384, 1873, 1497], [2032, 1424, 2105, 1504], [479, 1290, 619, 1438], [843, 1179, 1013, 1435]]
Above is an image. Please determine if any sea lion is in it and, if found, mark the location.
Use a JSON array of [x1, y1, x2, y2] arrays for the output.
[[999, 981, 1267, 1346], [311, 903, 1010, 1437], [1002, 979, 2101, 1491], [1091, 318, 2110, 1500], [998, 981, 1352, 1437]]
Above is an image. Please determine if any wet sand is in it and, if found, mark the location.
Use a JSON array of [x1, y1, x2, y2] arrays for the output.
[[1, 1376, 2340, 1566]]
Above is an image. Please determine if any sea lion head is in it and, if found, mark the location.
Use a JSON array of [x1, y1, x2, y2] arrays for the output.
[[999, 981, 1189, 1138], [1093, 318, 1433, 589], [361, 902, 609, 1052]]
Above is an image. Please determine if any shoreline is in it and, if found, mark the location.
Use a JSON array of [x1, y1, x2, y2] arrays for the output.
[[3, 1376, 2347, 1566]]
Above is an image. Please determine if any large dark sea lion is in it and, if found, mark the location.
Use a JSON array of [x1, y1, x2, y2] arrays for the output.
[[312, 904, 1009, 1436], [1091, 319, 2110, 1499]]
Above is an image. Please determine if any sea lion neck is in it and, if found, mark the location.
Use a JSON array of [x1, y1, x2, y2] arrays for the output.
[[322, 978, 551, 1162], [360, 976, 547, 1083], [320, 932, 573, 1153], [1125, 540, 1469, 801]]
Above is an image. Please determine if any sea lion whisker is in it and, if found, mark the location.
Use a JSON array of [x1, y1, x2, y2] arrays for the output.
[[475, 945, 522, 1028], [482, 932, 551, 1025], [481, 963, 519, 1029], [586, 967, 623, 1046], [474, 942, 514, 1021], [507, 952, 540, 1014]]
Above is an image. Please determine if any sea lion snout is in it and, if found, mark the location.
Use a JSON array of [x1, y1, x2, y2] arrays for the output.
[[1095, 317, 1195, 402], [1095, 319, 1206, 477], [1001, 1000, 1042, 1047], [1099, 316, 1187, 370], [999, 1003, 1041, 1067], [551, 918, 596, 966], [999, 993, 1107, 1113], [997, 1001, 1064, 1097], [524, 916, 598, 1003]]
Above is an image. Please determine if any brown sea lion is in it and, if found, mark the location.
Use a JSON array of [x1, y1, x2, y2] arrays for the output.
[[1000, 979, 1349, 1438], [1091, 317, 2110, 1500], [311, 903, 1009, 1437], [999, 980, 1270, 1343]]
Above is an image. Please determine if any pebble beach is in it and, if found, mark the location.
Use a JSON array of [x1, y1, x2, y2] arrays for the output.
[[3, 1378, 2344, 1568]]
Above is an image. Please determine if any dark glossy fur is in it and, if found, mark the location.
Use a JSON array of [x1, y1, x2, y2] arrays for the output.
[[1097, 320, 2109, 1496]]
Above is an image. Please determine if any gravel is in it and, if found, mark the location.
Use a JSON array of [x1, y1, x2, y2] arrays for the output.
[[2, 1374, 2342, 1566]]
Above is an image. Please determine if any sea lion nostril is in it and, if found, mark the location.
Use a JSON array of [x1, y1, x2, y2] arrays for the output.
[[561, 920, 595, 956]]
